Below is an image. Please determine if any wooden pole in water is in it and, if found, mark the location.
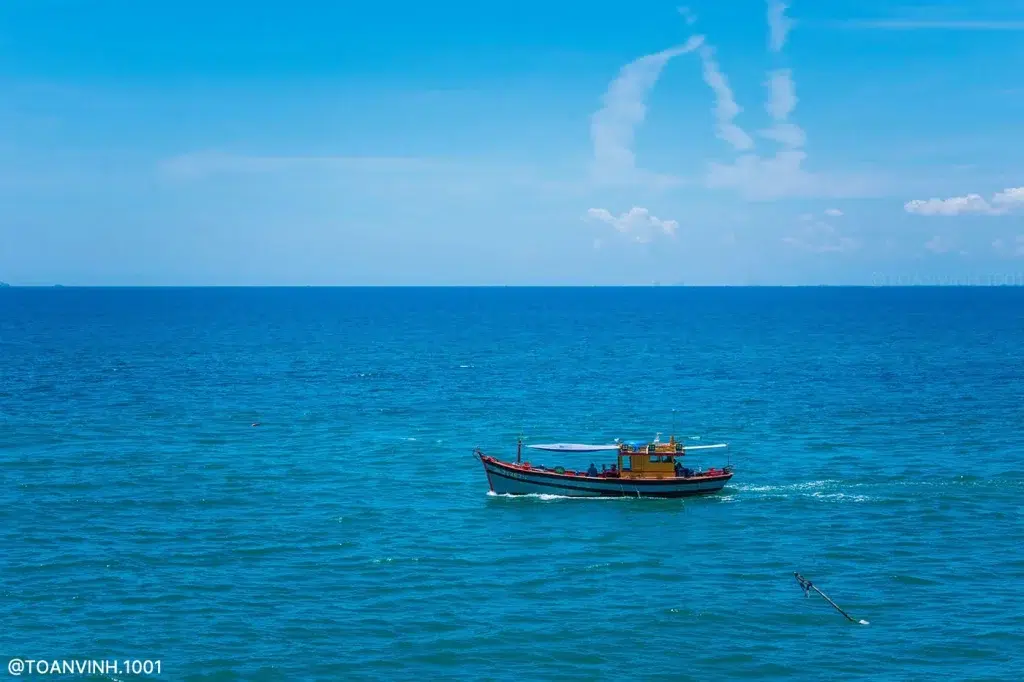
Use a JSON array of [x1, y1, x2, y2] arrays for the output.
[[794, 573, 865, 624]]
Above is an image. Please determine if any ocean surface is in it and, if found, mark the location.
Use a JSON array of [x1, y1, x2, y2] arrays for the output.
[[2, 286, 1023, 681]]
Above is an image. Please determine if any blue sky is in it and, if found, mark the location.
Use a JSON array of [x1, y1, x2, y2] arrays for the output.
[[1, 0, 1023, 285]]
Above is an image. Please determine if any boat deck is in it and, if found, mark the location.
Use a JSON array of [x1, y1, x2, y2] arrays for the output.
[[479, 453, 733, 483]]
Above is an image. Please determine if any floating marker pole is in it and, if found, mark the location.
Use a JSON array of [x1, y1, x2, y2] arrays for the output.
[[794, 573, 868, 625]]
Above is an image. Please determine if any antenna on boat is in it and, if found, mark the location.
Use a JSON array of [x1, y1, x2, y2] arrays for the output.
[[671, 409, 677, 445], [515, 419, 527, 464], [794, 573, 869, 625]]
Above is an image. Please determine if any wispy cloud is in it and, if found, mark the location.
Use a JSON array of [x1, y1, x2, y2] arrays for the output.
[[695, 2, 872, 200], [834, 19, 1024, 31], [767, 1, 794, 51], [697, 45, 755, 151], [759, 69, 805, 148], [904, 186, 1024, 216], [590, 36, 704, 185], [156, 150, 586, 198], [764, 69, 797, 121], [159, 151, 439, 180], [707, 151, 810, 199], [585, 207, 679, 243], [784, 208, 855, 253], [783, 221, 857, 253], [802, 208, 844, 220], [993, 236, 1024, 257], [925, 235, 957, 254], [587, 3, 874, 203]]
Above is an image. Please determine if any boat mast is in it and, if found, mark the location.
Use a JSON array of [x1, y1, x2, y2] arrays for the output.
[[516, 438, 522, 464]]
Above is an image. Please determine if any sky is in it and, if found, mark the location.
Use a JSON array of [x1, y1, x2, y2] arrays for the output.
[[1, 0, 1023, 286]]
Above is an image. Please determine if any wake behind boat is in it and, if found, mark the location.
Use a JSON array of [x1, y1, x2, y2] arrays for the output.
[[475, 434, 733, 498]]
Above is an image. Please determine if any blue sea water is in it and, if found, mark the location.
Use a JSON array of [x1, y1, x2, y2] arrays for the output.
[[1, 286, 1023, 681]]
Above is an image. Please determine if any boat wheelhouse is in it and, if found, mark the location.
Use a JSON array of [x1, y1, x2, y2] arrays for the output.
[[475, 435, 732, 498]]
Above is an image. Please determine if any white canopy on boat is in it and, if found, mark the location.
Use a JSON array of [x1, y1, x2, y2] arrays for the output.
[[527, 442, 728, 453], [527, 443, 620, 453]]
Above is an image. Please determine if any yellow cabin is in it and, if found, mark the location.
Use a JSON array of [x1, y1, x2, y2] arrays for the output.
[[617, 437, 685, 479]]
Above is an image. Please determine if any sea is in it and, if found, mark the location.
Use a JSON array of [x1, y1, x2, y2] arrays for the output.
[[1, 286, 1022, 681]]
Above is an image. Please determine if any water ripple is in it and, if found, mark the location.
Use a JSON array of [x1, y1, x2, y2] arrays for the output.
[[1, 287, 1022, 680]]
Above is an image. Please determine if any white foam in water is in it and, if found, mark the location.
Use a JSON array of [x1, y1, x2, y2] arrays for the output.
[[859, 619, 870, 625], [735, 479, 837, 492], [486, 492, 619, 501], [810, 491, 872, 502], [722, 479, 880, 504]]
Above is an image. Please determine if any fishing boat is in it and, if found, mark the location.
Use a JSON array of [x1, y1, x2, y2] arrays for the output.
[[474, 434, 733, 498]]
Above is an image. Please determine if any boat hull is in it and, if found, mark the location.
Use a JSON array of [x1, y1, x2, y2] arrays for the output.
[[479, 455, 731, 498]]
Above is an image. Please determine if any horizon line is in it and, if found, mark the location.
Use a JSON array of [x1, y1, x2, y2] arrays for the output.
[[3, 284, 1024, 289]]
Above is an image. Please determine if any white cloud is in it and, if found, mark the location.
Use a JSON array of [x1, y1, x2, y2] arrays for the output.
[[993, 186, 1024, 206], [904, 187, 1024, 216], [783, 221, 857, 253], [824, 208, 843, 217], [590, 36, 704, 184], [767, 1, 794, 52], [697, 45, 755, 151], [905, 194, 997, 216], [677, 6, 697, 25], [585, 207, 679, 243]]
